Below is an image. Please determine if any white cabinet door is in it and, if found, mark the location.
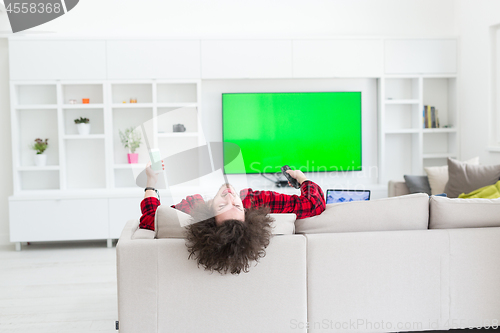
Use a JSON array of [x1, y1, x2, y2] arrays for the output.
[[293, 40, 383, 77], [201, 40, 292, 78], [9, 40, 107, 80], [106, 40, 201, 79], [109, 198, 143, 239], [9, 199, 108, 242], [385, 39, 457, 74]]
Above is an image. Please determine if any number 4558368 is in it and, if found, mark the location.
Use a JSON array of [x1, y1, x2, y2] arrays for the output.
[[6, 2, 62, 14]]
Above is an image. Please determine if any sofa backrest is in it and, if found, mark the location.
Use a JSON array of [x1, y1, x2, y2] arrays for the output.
[[296, 193, 430, 234]]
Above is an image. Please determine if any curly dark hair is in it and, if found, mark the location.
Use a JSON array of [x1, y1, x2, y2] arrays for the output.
[[185, 202, 273, 275]]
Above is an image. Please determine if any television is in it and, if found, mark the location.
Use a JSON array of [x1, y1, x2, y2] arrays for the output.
[[222, 92, 362, 174]]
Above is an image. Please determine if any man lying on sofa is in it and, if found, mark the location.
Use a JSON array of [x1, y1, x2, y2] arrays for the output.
[[139, 162, 326, 275]]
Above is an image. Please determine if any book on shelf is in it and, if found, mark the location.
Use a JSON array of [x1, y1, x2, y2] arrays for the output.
[[423, 105, 440, 129]]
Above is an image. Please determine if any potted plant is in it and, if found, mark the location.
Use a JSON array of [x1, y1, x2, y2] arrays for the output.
[[74, 117, 90, 135], [119, 127, 142, 164], [31, 138, 48, 167]]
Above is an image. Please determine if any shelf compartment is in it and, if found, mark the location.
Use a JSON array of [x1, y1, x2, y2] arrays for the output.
[[384, 78, 419, 100], [15, 84, 57, 105], [384, 104, 422, 132], [384, 133, 421, 180], [18, 109, 59, 167], [423, 132, 457, 157], [63, 108, 105, 135], [62, 83, 104, 105], [111, 83, 153, 104], [19, 170, 59, 190], [423, 78, 457, 129], [65, 140, 106, 189], [112, 108, 154, 165], [157, 106, 199, 134], [157, 83, 197, 103]]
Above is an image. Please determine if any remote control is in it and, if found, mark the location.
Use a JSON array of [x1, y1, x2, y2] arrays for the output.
[[149, 149, 162, 172], [281, 165, 301, 189]]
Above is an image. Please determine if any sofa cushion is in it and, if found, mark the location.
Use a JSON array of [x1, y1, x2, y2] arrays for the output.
[[295, 193, 429, 234], [424, 157, 479, 195], [444, 158, 500, 198], [404, 175, 432, 195], [429, 195, 500, 229], [154, 205, 296, 238]]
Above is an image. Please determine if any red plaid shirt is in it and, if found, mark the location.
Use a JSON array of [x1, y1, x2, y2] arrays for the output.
[[139, 180, 325, 231]]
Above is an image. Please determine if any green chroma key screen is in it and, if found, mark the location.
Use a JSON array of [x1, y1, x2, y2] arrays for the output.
[[222, 92, 362, 174]]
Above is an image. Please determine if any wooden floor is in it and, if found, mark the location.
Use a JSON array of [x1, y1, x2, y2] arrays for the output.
[[0, 241, 118, 333]]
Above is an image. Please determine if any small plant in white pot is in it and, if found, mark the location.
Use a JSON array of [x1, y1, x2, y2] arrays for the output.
[[75, 117, 90, 135], [119, 127, 142, 164], [31, 138, 49, 167]]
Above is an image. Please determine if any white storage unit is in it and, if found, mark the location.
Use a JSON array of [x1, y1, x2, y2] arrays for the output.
[[9, 198, 109, 242], [292, 39, 384, 78], [7, 36, 458, 248], [9, 75, 202, 248], [9, 40, 107, 80], [384, 39, 457, 74], [201, 40, 293, 79], [106, 40, 201, 79], [379, 75, 458, 182]]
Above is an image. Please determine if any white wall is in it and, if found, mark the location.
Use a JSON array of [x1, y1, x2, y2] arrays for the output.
[[455, 0, 500, 164], [0, 0, 458, 245], [0, 38, 12, 245], [22, 0, 457, 37]]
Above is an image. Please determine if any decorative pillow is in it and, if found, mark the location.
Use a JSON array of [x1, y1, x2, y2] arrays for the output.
[[444, 158, 500, 198], [403, 175, 432, 195], [424, 157, 479, 195], [154, 205, 296, 239], [295, 193, 429, 234], [429, 195, 500, 229]]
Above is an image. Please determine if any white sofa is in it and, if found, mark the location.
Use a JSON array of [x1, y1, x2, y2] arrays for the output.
[[116, 187, 500, 333]]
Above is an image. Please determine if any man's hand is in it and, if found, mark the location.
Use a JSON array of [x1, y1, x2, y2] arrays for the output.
[[146, 161, 164, 188], [286, 169, 307, 186]]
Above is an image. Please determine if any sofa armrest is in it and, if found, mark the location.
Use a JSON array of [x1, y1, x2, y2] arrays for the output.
[[388, 180, 410, 197], [116, 220, 158, 333], [119, 219, 155, 241]]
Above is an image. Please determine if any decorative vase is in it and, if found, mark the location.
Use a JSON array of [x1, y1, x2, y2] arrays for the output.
[[76, 123, 91, 135], [127, 153, 139, 164], [34, 154, 47, 167]]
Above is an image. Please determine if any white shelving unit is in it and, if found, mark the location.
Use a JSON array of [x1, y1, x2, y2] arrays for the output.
[[379, 75, 458, 181], [10, 79, 202, 194], [9, 79, 202, 247]]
